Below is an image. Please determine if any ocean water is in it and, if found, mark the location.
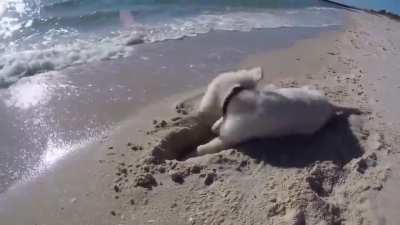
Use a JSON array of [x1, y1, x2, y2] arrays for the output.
[[0, 0, 343, 87]]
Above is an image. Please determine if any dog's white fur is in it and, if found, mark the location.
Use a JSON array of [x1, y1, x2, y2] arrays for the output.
[[197, 86, 336, 155], [197, 67, 263, 125]]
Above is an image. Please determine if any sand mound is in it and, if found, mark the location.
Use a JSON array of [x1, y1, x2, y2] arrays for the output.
[[150, 116, 216, 162]]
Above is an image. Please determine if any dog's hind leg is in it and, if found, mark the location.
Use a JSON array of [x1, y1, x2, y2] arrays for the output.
[[196, 137, 226, 156]]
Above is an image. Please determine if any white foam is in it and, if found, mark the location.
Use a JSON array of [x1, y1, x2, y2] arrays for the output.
[[0, 0, 29, 39], [135, 7, 342, 42], [0, 40, 134, 85]]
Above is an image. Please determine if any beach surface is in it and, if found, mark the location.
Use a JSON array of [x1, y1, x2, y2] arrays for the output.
[[1, 10, 400, 225]]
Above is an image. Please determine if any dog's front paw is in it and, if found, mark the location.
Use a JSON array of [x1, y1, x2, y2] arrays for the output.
[[195, 145, 207, 156], [196, 137, 225, 156]]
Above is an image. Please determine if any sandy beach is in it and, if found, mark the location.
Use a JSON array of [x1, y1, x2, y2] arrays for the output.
[[1, 9, 400, 225]]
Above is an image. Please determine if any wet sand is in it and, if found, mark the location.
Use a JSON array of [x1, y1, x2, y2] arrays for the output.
[[1, 9, 400, 225]]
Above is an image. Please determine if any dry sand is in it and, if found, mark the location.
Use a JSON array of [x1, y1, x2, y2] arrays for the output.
[[1, 10, 400, 225]]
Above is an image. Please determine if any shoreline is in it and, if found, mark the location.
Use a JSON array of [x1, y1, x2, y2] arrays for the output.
[[1, 9, 400, 225]]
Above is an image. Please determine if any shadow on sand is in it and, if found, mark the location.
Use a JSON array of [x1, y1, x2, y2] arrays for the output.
[[236, 114, 364, 168]]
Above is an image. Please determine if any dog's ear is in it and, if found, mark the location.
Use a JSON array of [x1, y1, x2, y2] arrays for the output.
[[222, 84, 245, 116], [248, 67, 263, 82]]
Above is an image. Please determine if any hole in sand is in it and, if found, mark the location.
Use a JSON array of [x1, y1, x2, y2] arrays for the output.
[[150, 116, 216, 163]]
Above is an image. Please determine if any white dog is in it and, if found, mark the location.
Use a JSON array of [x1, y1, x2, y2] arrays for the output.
[[197, 67, 263, 125], [196, 85, 360, 155]]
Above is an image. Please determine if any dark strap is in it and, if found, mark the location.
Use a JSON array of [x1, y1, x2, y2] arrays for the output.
[[222, 86, 246, 116]]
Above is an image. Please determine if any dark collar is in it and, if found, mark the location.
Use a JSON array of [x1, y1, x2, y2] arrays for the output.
[[222, 86, 247, 116]]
